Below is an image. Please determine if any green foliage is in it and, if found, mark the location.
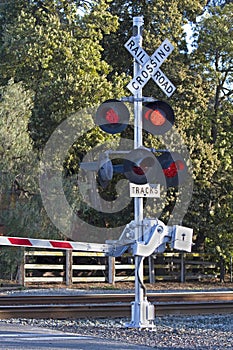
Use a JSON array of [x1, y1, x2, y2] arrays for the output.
[[102, 0, 207, 76], [0, 0, 124, 147], [0, 79, 34, 174], [187, 3, 233, 256], [0, 80, 53, 241], [0, 246, 23, 281], [0, 79, 37, 217]]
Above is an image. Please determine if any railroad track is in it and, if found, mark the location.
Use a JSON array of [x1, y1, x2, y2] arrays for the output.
[[0, 291, 232, 319]]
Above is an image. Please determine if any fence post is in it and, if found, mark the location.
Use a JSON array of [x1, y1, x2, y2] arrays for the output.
[[220, 256, 225, 283], [180, 252, 186, 283], [66, 250, 73, 287], [108, 256, 115, 284], [17, 248, 25, 287], [230, 256, 232, 283], [148, 256, 155, 283]]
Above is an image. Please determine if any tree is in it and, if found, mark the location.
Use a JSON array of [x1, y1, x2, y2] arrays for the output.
[[0, 0, 126, 147], [0, 79, 34, 178], [0, 1, 129, 241], [0, 79, 38, 279], [187, 3, 233, 259], [0, 79, 40, 231]]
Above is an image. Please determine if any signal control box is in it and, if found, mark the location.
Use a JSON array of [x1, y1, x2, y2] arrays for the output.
[[171, 225, 193, 252]]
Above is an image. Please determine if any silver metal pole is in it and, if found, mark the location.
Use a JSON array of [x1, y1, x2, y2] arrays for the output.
[[125, 15, 155, 330], [133, 16, 144, 328], [124, 16, 151, 329]]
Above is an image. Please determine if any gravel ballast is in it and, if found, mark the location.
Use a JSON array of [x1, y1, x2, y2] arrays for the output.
[[1, 314, 232, 349], [1, 284, 232, 348]]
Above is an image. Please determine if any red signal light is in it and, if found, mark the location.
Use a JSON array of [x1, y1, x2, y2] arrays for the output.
[[133, 165, 144, 176], [105, 109, 120, 124], [143, 101, 175, 135], [162, 160, 185, 178], [163, 161, 178, 178], [124, 149, 158, 184], [145, 109, 166, 126], [95, 99, 130, 134], [157, 152, 188, 187], [132, 157, 154, 176]]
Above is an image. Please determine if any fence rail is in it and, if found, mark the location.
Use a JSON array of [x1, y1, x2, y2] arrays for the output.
[[16, 249, 221, 286]]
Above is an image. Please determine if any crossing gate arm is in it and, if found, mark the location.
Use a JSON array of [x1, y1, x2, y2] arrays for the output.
[[0, 222, 193, 255], [0, 235, 113, 254]]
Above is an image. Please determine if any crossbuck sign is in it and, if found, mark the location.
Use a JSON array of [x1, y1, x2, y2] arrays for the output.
[[124, 37, 176, 97]]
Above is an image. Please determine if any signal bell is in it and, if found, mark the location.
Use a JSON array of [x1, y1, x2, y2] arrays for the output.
[[95, 99, 130, 134], [143, 101, 175, 135]]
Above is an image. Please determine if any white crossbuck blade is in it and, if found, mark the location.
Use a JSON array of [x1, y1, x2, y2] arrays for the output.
[[124, 37, 176, 96]]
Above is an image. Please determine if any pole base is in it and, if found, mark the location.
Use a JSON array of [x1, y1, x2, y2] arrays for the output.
[[125, 300, 155, 330]]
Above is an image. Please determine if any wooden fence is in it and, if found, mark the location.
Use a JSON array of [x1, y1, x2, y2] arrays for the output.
[[17, 249, 220, 286]]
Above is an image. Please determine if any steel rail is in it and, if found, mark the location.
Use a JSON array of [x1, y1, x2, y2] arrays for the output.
[[0, 301, 232, 319], [0, 291, 232, 319], [0, 291, 232, 305]]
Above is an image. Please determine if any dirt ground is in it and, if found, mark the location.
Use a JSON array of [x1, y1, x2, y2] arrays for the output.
[[67, 280, 233, 291], [1, 279, 232, 292]]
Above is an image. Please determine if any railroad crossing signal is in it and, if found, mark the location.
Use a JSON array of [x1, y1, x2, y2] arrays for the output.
[[82, 29, 187, 190], [80, 16, 191, 330], [125, 37, 176, 97]]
